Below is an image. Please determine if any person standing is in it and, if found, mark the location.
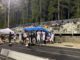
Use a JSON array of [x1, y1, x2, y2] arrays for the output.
[[50, 33, 55, 43], [36, 31, 41, 44], [8, 32, 13, 46], [24, 32, 29, 46], [1, 35, 5, 43], [19, 32, 22, 43], [23, 32, 27, 45], [0, 35, 3, 44], [41, 31, 46, 44], [13, 33, 17, 43]]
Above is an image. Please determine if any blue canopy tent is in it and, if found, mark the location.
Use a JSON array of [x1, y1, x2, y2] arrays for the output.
[[23, 26, 49, 33], [24, 27, 35, 32], [34, 26, 49, 32]]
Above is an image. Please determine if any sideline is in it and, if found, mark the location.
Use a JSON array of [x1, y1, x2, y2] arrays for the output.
[[42, 42, 80, 49]]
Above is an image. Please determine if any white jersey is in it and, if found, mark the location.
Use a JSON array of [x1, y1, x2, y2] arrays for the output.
[[19, 33, 22, 41], [23, 33, 27, 38], [37, 31, 41, 41], [50, 33, 54, 41], [42, 31, 46, 41]]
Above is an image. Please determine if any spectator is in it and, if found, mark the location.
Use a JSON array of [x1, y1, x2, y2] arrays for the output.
[[41, 31, 46, 44], [13, 33, 17, 43], [19, 32, 22, 43], [8, 32, 13, 46], [50, 33, 55, 43], [1, 35, 5, 43], [0, 35, 3, 44], [36, 31, 41, 44], [23, 32, 27, 45]]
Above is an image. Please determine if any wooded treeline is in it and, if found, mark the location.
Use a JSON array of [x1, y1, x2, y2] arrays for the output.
[[0, 0, 80, 28]]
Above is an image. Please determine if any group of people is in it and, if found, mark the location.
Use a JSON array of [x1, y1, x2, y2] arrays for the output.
[[36, 31, 54, 44], [18, 30, 54, 46], [0, 30, 54, 46]]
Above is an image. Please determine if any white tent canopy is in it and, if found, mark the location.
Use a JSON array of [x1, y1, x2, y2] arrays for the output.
[[0, 28, 14, 34]]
